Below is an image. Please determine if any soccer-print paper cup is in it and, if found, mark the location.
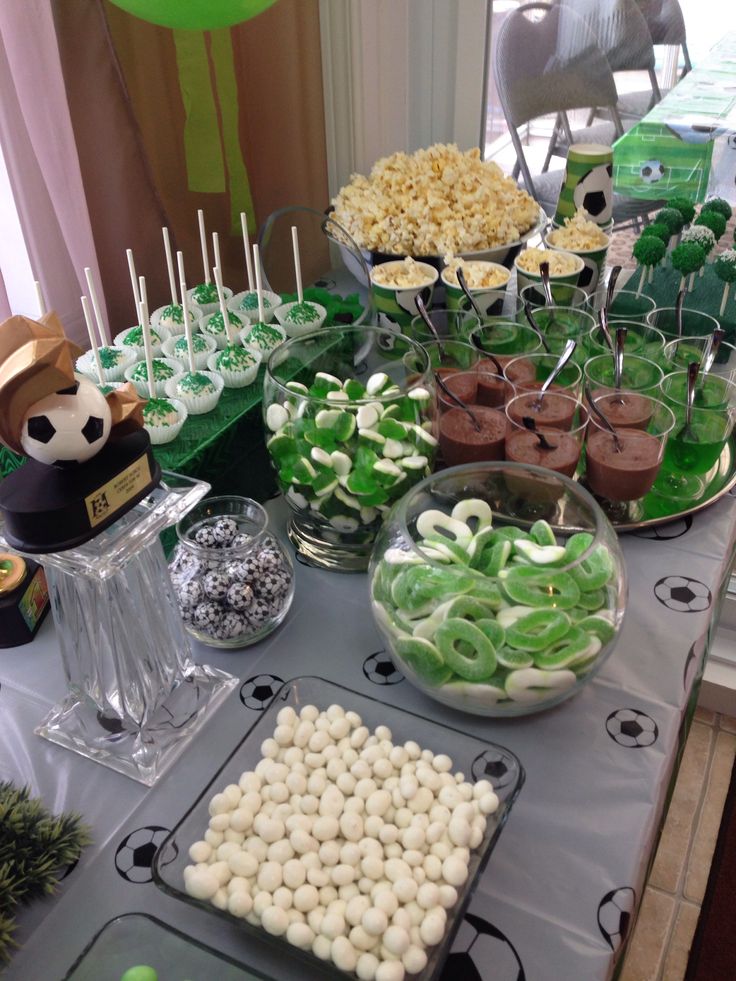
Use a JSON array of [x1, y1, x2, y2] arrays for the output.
[[543, 225, 611, 295], [370, 260, 439, 338], [514, 248, 584, 304], [554, 143, 613, 228], [441, 261, 511, 318]]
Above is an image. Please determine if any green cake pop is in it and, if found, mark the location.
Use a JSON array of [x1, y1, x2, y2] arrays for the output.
[[714, 249, 736, 316], [668, 196, 696, 225], [695, 209, 727, 240], [701, 197, 733, 221], [641, 222, 671, 245], [633, 235, 666, 294], [681, 225, 716, 278], [671, 241, 705, 293], [657, 207, 686, 237]]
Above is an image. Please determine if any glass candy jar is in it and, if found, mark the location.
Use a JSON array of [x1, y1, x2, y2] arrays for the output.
[[170, 496, 293, 648]]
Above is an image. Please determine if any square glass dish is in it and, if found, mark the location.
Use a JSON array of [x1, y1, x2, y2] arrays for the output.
[[153, 676, 524, 981], [63, 912, 272, 980]]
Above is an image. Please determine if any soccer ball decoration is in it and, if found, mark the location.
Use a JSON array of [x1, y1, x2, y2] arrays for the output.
[[573, 163, 613, 224], [640, 159, 665, 184], [444, 913, 525, 980], [605, 708, 659, 748], [239, 673, 284, 710], [363, 650, 404, 686], [597, 887, 636, 951], [20, 374, 111, 467], [654, 575, 712, 613], [114, 826, 175, 884]]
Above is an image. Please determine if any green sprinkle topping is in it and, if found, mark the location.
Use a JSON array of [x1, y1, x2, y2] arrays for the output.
[[174, 334, 209, 354], [131, 359, 175, 381], [702, 197, 732, 221], [668, 196, 696, 224], [192, 282, 219, 303], [695, 209, 727, 239], [204, 310, 243, 335], [123, 325, 161, 347], [641, 222, 670, 244], [240, 291, 276, 311], [176, 371, 216, 395], [216, 345, 257, 370], [633, 235, 665, 266], [143, 397, 179, 426], [714, 249, 736, 283], [243, 322, 283, 352], [285, 301, 320, 325], [161, 303, 184, 325], [671, 241, 705, 275], [656, 207, 685, 235], [99, 347, 124, 368]]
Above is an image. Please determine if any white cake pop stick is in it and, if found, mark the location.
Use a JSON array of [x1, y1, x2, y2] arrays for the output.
[[177, 251, 196, 374], [126, 249, 141, 319], [34, 281, 46, 316], [138, 276, 155, 399], [240, 212, 254, 291], [197, 209, 210, 284], [81, 295, 104, 385], [84, 266, 110, 346], [212, 231, 223, 280], [291, 225, 304, 304], [162, 227, 178, 306], [213, 265, 234, 345], [253, 243, 266, 324]]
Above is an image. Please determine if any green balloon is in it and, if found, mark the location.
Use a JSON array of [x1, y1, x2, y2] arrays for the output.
[[120, 967, 158, 981], [107, 0, 278, 30]]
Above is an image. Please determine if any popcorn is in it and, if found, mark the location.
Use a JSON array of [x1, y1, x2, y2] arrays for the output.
[[370, 257, 436, 288], [332, 144, 539, 256], [516, 247, 580, 277], [546, 209, 609, 251], [442, 257, 510, 289]]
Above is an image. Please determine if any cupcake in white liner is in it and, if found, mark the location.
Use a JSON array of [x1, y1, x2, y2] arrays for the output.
[[274, 300, 327, 337], [201, 309, 246, 350], [124, 357, 181, 397], [239, 320, 286, 358], [228, 289, 281, 323], [206, 344, 261, 388], [162, 332, 217, 369], [165, 369, 224, 415], [114, 323, 169, 357], [151, 302, 202, 336], [142, 396, 188, 445], [186, 283, 232, 317], [76, 345, 136, 383]]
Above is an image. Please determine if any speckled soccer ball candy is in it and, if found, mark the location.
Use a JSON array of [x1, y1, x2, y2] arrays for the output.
[[193, 601, 223, 631], [178, 579, 202, 608], [226, 582, 255, 611], [194, 525, 218, 548], [246, 596, 272, 628], [204, 570, 230, 601], [213, 517, 238, 545], [217, 611, 247, 640]]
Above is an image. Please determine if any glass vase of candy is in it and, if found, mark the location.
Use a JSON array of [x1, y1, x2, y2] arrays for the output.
[[369, 462, 626, 716], [263, 325, 436, 571]]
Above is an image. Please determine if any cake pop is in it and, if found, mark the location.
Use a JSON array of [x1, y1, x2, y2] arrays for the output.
[[695, 209, 727, 241], [641, 222, 671, 245], [701, 197, 733, 222], [668, 196, 696, 226], [671, 241, 705, 293], [714, 249, 736, 316], [681, 225, 716, 277], [632, 235, 666, 294]]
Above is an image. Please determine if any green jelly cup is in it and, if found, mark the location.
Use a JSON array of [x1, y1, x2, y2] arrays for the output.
[[584, 320, 666, 362], [645, 306, 721, 343], [525, 306, 596, 359], [440, 262, 511, 318], [554, 142, 613, 227], [469, 321, 543, 360], [369, 260, 439, 334], [503, 351, 583, 397], [543, 225, 610, 295], [518, 283, 588, 311], [583, 353, 664, 397], [514, 250, 584, 303], [662, 335, 736, 378], [586, 287, 657, 324], [407, 308, 480, 345], [654, 371, 736, 502], [263, 324, 436, 571]]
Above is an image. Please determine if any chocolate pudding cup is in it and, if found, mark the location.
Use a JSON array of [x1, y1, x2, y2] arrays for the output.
[[504, 352, 583, 397], [587, 390, 654, 430], [507, 390, 578, 430], [475, 361, 512, 407], [437, 371, 478, 412], [505, 428, 582, 477], [439, 406, 507, 465], [586, 429, 664, 502]]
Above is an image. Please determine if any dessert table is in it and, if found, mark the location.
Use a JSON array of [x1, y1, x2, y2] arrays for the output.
[[613, 32, 736, 203], [2, 486, 735, 981]]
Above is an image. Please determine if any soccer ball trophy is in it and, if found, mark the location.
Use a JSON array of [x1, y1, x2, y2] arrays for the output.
[[0, 312, 236, 784]]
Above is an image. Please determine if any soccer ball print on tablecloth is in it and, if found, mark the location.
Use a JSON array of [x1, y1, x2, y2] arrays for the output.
[[20, 374, 111, 467], [606, 708, 659, 748], [239, 674, 284, 710], [598, 887, 636, 952], [363, 650, 404, 686], [114, 826, 175, 883], [654, 576, 712, 613], [471, 749, 516, 791], [442, 912, 525, 981]]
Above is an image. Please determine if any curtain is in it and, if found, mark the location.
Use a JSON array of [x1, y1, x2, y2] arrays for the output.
[[0, 0, 105, 343]]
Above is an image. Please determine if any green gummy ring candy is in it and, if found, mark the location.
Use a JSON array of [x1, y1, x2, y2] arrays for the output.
[[493, 527, 530, 543], [576, 614, 615, 644], [533, 626, 591, 670], [564, 532, 593, 561], [435, 618, 497, 681], [569, 545, 613, 592], [391, 565, 475, 612], [505, 609, 571, 652], [576, 587, 607, 611], [502, 566, 580, 610], [475, 617, 506, 649], [467, 526, 496, 563], [530, 520, 557, 547], [466, 577, 503, 609], [424, 537, 472, 565], [395, 636, 452, 686], [495, 645, 534, 670], [446, 596, 499, 623], [477, 540, 512, 577]]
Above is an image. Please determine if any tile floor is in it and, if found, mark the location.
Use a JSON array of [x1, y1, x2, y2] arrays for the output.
[[620, 707, 736, 980]]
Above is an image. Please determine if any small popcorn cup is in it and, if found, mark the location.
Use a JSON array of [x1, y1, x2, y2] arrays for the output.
[[370, 260, 439, 336], [514, 249, 584, 304], [543, 224, 611, 295], [440, 261, 511, 318]]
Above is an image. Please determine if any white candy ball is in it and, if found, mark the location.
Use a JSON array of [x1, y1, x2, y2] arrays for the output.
[[357, 951, 380, 981], [332, 936, 358, 973], [185, 867, 219, 900], [227, 890, 253, 917], [286, 921, 314, 949]]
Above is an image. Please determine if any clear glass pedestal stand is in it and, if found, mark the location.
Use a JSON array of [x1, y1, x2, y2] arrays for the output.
[[0, 472, 238, 786]]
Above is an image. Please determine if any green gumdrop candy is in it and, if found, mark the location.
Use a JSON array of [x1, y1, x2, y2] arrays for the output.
[[120, 967, 158, 981]]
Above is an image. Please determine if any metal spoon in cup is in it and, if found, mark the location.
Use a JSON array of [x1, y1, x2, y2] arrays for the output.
[[523, 302, 551, 354], [522, 415, 557, 450], [530, 338, 577, 410], [677, 360, 700, 442], [539, 261, 562, 334], [470, 331, 504, 376], [414, 293, 441, 343], [701, 327, 725, 377], [456, 266, 484, 320], [585, 383, 622, 454], [604, 265, 622, 319], [434, 371, 481, 432], [613, 325, 628, 403]]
